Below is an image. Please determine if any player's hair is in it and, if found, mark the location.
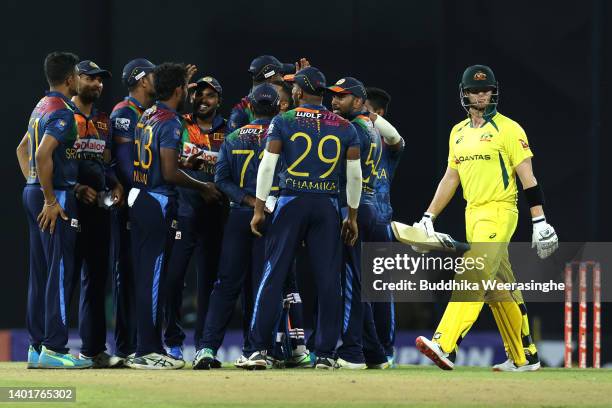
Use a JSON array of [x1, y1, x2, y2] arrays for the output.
[[365, 87, 391, 113], [44, 52, 79, 87], [300, 85, 325, 97], [252, 101, 280, 118], [153, 62, 187, 101], [279, 82, 295, 110]]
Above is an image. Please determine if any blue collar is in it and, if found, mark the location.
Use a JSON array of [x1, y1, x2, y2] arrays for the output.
[[73, 104, 98, 120], [210, 114, 227, 132], [127, 96, 146, 110], [348, 110, 368, 121], [250, 118, 271, 125], [46, 91, 76, 109], [155, 101, 179, 115], [299, 103, 327, 110]]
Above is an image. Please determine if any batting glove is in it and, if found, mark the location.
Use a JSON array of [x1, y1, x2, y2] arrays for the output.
[[531, 216, 558, 259], [415, 212, 436, 237]]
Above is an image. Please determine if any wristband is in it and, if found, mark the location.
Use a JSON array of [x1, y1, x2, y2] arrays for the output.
[[524, 184, 545, 208]]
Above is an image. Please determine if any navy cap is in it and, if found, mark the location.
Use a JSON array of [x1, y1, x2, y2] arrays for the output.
[[77, 60, 111, 78], [248, 55, 286, 81], [248, 83, 280, 106], [294, 67, 326, 94], [281, 63, 295, 75], [194, 76, 222, 95], [328, 77, 367, 100], [122, 58, 155, 87]]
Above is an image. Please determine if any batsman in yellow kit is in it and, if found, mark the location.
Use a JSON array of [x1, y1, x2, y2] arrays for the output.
[[413, 65, 559, 371]]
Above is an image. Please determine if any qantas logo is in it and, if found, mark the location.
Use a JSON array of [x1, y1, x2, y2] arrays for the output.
[[457, 154, 491, 162], [519, 139, 530, 149]]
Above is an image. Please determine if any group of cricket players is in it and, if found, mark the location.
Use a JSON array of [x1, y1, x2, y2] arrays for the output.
[[17, 51, 559, 372]]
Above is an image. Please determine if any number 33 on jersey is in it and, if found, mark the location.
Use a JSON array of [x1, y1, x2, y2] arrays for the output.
[[133, 102, 183, 195]]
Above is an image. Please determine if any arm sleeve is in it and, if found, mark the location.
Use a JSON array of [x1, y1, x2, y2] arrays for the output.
[[346, 158, 362, 209], [505, 122, 534, 167], [255, 150, 280, 201], [215, 141, 246, 204], [44, 110, 75, 142], [373, 114, 402, 145]]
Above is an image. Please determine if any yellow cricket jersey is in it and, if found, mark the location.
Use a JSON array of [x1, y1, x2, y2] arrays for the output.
[[448, 112, 533, 208]]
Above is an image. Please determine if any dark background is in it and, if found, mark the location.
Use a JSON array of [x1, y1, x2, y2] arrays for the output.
[[0, 0, 609, 343]]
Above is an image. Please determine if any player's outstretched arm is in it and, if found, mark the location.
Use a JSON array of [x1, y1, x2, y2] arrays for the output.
[[515, 158, 558, 259], [251, 140, 281, 237], [35, 134, 68, 233], [414, 166, 460, 236], [16, 133, 29, 179], [370, 113, 403, 152], [160, 147, 221, 203]]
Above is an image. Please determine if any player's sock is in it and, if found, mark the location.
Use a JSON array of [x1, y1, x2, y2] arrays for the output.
[[433, 301, 484, 353], [489, 301, 526, 366]]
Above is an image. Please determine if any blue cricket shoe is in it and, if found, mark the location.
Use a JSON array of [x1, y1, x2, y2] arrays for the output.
[[27, 346, 40, 369], [38, 346, 92, 369]]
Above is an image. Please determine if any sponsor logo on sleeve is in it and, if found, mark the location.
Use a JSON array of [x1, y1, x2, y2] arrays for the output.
[[114, 117, 131, 131], [519, 139, 530, 150]]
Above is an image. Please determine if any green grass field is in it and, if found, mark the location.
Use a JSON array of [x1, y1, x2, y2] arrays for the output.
[[0, 362, 610, 407]]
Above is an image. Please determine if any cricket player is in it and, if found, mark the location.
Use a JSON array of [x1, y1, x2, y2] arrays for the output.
[[16, 51, 91, 368], [194, 83, 280, 370], [71, 60, 124, 367], [328, 77, 388, 369], [164, 75, 226, 362], [109, 58, 156, 365], [247, 67, 362, 370], [414, 65, 558, 371], [128, 63, 221, 369], [365, 87, 404, 365], [226, 55, 297, 133]]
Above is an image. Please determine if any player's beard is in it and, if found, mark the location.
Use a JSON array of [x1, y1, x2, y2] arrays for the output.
[[78, 87, 101, 105], [192, 99, 215, 121]]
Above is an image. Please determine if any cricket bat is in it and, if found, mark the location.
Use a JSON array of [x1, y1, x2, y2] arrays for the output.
[[391, 221, 470, 253]]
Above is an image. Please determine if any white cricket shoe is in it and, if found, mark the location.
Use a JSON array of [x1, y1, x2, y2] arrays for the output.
[[493, 358, 541, 372], [335, 358, 366, 370], [415, 336, 455, 370], [130, 353, 185, 370]]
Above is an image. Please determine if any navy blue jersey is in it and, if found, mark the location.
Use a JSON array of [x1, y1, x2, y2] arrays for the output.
[[215, 119, 271, 204], [350, 112, 383, 195], [110, 97, 145, 141], [110, 97, 145, 189], [133, 102, 182, 196], [374, 138, 405, 223], [25, 91, 78, 189], [267, 104, 359, 196]]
